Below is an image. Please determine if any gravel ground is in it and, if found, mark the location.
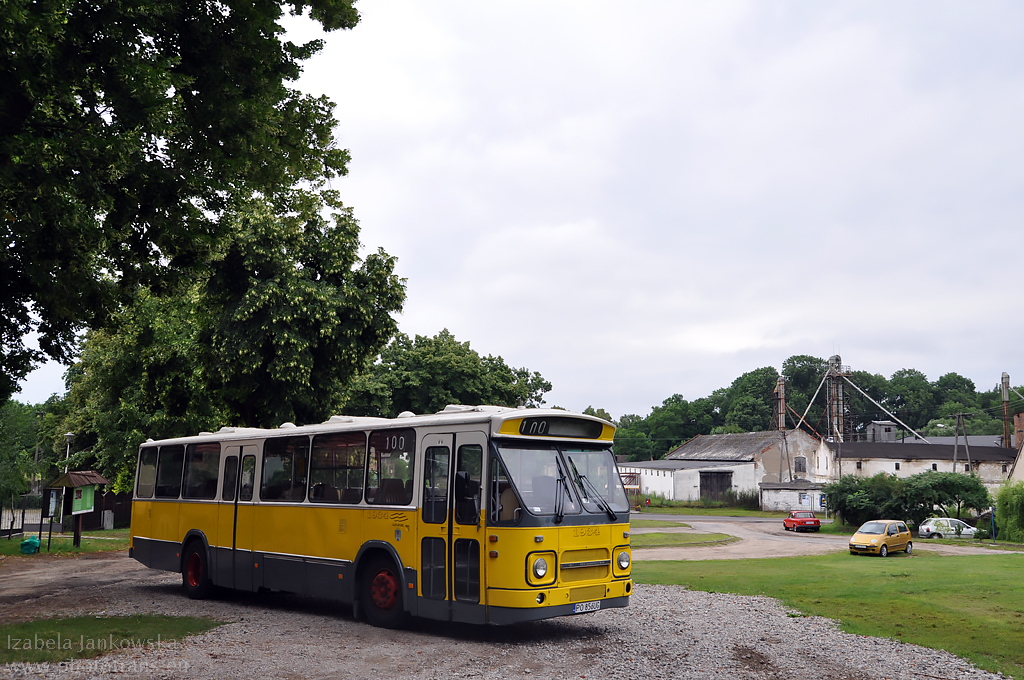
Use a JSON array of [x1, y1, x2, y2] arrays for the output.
[[0, 553, 1005, 680]]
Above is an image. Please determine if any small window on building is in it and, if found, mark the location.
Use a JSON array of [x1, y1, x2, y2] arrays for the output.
[[855, 461, 862, 470], [932, 463, 937, 471], [895, 462, 900, 471], [1003, 464, 1008, 473], [794, 456, 807, 473]]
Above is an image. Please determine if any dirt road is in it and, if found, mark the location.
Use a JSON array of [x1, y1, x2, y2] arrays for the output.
[[631, 515, 1018, 560], [0, 551, 1001, 680]]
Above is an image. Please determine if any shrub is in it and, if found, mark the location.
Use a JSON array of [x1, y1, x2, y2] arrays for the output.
[[996, 482, 1024, 543]]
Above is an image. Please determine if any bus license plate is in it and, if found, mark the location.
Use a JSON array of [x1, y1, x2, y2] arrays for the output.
[[573, 601, 601, 614]]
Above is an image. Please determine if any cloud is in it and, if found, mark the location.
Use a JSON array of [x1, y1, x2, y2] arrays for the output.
[[22, 2, 1024, 418]]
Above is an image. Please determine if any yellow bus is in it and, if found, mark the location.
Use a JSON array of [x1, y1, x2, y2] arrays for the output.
[[129, 405, 632, 627]]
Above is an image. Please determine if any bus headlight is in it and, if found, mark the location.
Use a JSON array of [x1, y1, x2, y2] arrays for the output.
[[617, 551, 630, 570], [533, 556, 548, 579]]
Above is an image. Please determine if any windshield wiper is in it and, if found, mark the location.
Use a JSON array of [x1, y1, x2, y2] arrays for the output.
[[553, 456, 568, 524], [567, 458, 618, 522]]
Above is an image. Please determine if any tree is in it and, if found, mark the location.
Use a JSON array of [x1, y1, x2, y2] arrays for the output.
[[722, 367, 779, 432], [996, 482, 1024, 542], [582, 406, 614, 424], [0, 400, 37, 502], [888, 369, 936, 430], [341, 330, 552, 418], [824, 471, 990, 527], [55, 199, 405, 485], [1, 0, 359, 399]]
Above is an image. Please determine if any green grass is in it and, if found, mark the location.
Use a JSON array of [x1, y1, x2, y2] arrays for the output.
[[818, 521, 857, 535], [630, 531, 735, 548], [635, 507, 787, 517], [0, 615, 222, 663], [629, 520, 692, 529], [0, 535, 129, 557], [82, 528, 131, 539], [633, 551, 1024, 678]]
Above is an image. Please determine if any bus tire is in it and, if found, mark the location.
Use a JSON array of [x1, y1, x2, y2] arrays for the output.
[[360, 556, 408, 629], [182, 542, 213, 600]]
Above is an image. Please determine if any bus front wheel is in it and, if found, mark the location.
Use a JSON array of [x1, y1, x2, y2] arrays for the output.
[[360, 556, 408, 629], [182, 542, 212, 600]]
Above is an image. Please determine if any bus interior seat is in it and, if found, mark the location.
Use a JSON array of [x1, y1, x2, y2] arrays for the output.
[[377, 478, 408, 505], [499, 487, 520, 521], [341, 488, 362, 504]]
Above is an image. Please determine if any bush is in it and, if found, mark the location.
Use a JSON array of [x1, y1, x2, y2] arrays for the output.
[[996, 482, 1024, 543], [825, 471, 990, 527], [721, 488, 760, 510]]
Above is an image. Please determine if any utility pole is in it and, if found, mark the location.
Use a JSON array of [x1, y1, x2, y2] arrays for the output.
[[1003, 373, 1013, 449], [775, 377, 792, 482]]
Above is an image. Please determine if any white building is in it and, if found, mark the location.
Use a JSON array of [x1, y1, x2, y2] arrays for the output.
[[827, 441, 1014, 494]]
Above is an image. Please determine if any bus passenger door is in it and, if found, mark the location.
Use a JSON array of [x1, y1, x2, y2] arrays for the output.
[[419, 431, 486, 623], [450, 431, 486, 623], [419, 434, 453, 620], [233, 446, 259, 591], [214, 446, 241, 587]]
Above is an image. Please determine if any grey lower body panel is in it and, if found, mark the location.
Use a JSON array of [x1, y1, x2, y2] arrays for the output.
[[132, 537, 354, 602], [131, 536, 180, 573], [486, 596, 629, 625]]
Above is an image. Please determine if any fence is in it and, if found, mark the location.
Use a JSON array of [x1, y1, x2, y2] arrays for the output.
[[1, 491, 132, 537]]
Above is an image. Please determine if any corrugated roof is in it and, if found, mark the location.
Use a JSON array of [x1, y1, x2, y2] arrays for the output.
[[827, 442, 1015, 462], [665, 431, 787, 462], [618, 459, 738, 471], [49, 470, 111, 488]]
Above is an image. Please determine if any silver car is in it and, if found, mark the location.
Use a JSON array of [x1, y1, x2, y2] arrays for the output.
[[918, 517, 977, 539]]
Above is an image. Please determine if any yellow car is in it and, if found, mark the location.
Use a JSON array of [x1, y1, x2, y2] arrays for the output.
[[849, 520, 912, 557]]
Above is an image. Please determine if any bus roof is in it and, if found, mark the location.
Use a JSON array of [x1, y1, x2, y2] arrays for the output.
[[140, 405, 615, 447]]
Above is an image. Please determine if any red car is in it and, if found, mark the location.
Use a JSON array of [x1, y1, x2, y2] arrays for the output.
[[783, 511, 821, 532]]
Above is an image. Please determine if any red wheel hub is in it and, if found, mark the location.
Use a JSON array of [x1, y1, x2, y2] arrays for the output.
[[186, 552, 201, 587], [370, 568, 399, 610]]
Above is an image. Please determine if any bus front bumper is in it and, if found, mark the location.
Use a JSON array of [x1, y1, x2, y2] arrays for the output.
[[485, 579, 632, 624]]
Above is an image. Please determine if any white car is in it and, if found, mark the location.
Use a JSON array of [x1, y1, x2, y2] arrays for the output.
[[918, 517, 977, 539]]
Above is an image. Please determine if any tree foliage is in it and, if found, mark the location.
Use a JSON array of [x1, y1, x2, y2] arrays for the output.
[[1, 0, 359, 399], [996, 482, 1024, 543], [53, 199, 405, 486], [341, 330, 551, 418], [824, 472, 990, 527]]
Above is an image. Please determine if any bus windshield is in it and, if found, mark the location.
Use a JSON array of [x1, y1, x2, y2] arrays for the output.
[[496, 446, 578, 516], [563, 449, 630, 515], [496, 445, 628, 518]]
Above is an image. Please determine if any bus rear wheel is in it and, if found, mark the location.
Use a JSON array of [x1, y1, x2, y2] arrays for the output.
[[182, 542, 212, 600], [360, 556, 408, 629]]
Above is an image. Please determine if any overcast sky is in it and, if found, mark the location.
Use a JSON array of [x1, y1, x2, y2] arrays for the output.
[[17, 1, 1024, 419]]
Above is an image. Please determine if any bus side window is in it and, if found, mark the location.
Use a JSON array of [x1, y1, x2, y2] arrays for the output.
[[490, 456, 520, 524], [455, 444, 482, 525], [155, 445, 185, 498], [367, 429, 415, 505], [309, 432, 366, 504], [222, 455, 238, 501], [239, 455, 255, 502], [137, 447, 158, 498], [183, 443, 220, 499], [261, 436, 311, 502], [422, 446, 450, 524]]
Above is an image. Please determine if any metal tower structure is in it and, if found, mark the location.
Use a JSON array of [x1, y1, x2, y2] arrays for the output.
[[825, 355, 852, 443]]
